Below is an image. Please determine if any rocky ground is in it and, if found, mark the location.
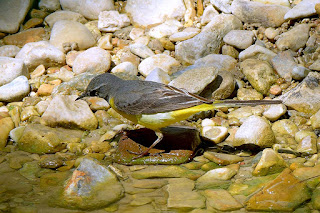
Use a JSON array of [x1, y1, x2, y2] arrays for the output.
[[1, 0, 320, 212]]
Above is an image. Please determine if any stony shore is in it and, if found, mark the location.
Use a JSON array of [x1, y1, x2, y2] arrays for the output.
[[1, 0, 320, 212]]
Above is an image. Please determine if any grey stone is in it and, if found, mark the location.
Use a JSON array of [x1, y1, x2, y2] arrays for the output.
[[0, 0, 33, 33], [276, 24, 310, 51], [309, 59, 320, 71], [231, 0, 289, 27], [175, 14, 242, 64], [39, 0, 61, 11], [201, 5, 219, 25], [271, 50, 298, 81], [129, 43, 155, 59], [223, 30, 255, 49], [239, 44, 277, 63], [210, 0, 233, 13], [194, 54, 237, 72], [44, 11, 87, 28], [0, 57, 29, 86], [0, 76, 30, 102], [284, 0, 320, 20]]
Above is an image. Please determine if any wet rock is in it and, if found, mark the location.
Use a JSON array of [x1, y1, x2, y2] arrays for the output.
[[129, 43, 155, 59], [72, 47, 111, 74], [148, 19, 183, 39], [167, 178, 205, 209], [124, 0, 186, 27], [0, 117, 14, 150], [279, 72, 320, 114], [20, 106, 40, 121], [57, 158, 124, 210], [12, 124, 83, 154], [202, 126, 228, 144], [19, 161, 41, 181], [276, 24, 310, 51], [138, 54, 180, 76], [204, 189, 242, 211], [246, 168, 311, 211], [98, 11, 130, 32], [50, 20, 96, 52], [44, 11, 87, 28], [145, 68, 171, 84], [39, 0, 61, 11], [310, 109, 320, 129], [201, 5, 219, 25], [131, 165, 199, 180], [39, 155, 64, 169], [253, 148, 288, 176], [231, 0, 289, 27], [295, 130, 317, 154], [239, 44, 277, 63], [263, 104, 287, 121], [3, 28, 47, 47], [60, 0, 114, 20], [0, 57, 29, 86], [284, 0, 320, 20], [272, 119, 299, 136], [204, 152, 244, 165], [240, 59, 276, 95], [0, 45, 21, 57], [15, 41, 65, 69], [169, 66, 218, 94], [0, 0, 33, 33], [223, 30, 255, 49], [42, 95, 98, 130], [234, 115, 275, 147], [0, 76, 30, 102], [175, 14, 242, 64]]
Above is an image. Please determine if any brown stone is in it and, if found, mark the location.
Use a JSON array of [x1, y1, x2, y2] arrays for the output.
[[3, 28, 47, 47], [23, 18, 43, 30], [37, 84, 55, 96]]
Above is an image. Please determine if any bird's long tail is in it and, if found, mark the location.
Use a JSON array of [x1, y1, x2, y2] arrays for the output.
[[211, 99, 282, 108]]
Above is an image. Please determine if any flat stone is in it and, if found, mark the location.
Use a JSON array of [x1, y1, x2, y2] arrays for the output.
[[15, 41, 66, 69], [169, 29, 200, 42], [0, 0, 33, 33], [169, 66, 218, 94], [50, 20, 96, 52], [124, 0, 186, 27], [295, 131, 317, 154], [138, 54, 180, 76], [253, 148, 288, 176], [202, 126, 228, 144], [211, 0, 233, 13], [148, 19, 183, 39], [271, 50, 299, 81], [0, 45, 21, 57], [231, 0, 289, 27], [111, 62, 138, 76], [239, 44, 277, 63], [72, 47, 111, 74], [263, 104, 287, 121], [309, 59, 320, 71], [276, 24, 310, 51], [44, 11, 87, 28], [12, 124, 83, 154], [204, 189, 243, 211], [98, 11, 130, 32], [42, 95, 98, 130], [129, 43, 155, 59], [3, 28, 47, 47], [240, 59, 276, 95], [57, 158, 124, 210], [223, 30, 255, 49], [145, 68, 171, 84], [0, 57, 29, 86], [234, 115, 275, 147], [175, 14, 242, 64], [0, 76, 30, 102], [167, 178, 205, 210], [194, 54, 237, 72], [60, 0, 115, 20], [272, 119, 299, 136], [204, 152, 244, 165], [279, 72, 320, 114], [284, 0, 320, 20], [246, 168, 311, 211]]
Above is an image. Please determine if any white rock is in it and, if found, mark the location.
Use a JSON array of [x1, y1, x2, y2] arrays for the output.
[[49, 67, 75, 82], [72, 47, 111, 75], [0, 76, 30, 102], [125, 0, 186, 27], [138, 54, 181, 77], [35, 100, 50, 116], [210, 0, 233, 13], [201, 118, 216, 127], [129, 43, 155, 59], [252, 0, 290, 7], [129, 28, 145, 40], [194, 54, 237, 72], [201, 5, 219, 25], [284, 0, 320, 20], [223, 30, 255, 49], [42, 95, 98, 130], [145, 68, 171, 84], [169, 29, 200, 42], [44, 11, 87, 28], [97, 34, 113, 50], [197, 167, 237, 181], [15, 41, 66, 69], [39, 0, 61, 11], [202, 126, 228, 144], [0, 57, 29, 86], [148, 19, 183, 39], [60, 0, 115, 20], [111, 62, 138, 76], [0, 0, 33, 33], [238, 44, 277, 63], [50, 20, 96, 52], [98, 11, 130, 32], [0, 45, 21, 57], [263, 104, 287, 121]]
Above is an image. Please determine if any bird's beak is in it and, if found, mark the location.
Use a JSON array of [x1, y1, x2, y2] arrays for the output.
[[76, 92, 87, 101]]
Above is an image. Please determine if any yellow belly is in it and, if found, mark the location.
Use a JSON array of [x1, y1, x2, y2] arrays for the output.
[[109, 97, 214, 130]]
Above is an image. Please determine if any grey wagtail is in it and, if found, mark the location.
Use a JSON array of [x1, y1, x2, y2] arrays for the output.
[[77, 73, 282, 158]]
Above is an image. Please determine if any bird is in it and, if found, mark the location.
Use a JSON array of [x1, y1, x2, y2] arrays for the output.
[[77, 73, 282, 159]]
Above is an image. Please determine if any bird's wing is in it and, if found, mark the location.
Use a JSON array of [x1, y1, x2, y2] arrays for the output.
[[113, 81, 212, 115]]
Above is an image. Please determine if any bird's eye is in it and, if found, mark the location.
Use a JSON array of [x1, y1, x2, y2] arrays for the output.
[[90, 91, 98, 96]]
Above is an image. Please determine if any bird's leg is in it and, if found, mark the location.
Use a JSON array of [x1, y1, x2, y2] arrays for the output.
[[131, 131, 164, 159]]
